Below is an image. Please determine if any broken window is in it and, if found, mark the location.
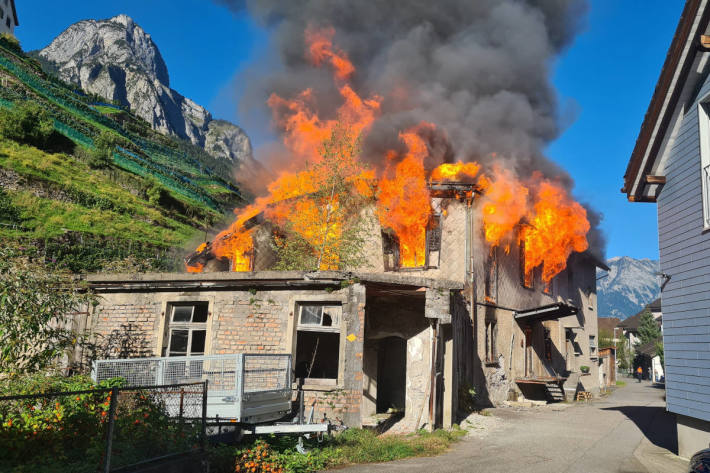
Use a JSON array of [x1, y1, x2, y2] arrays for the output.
[[589, 335, 597, 358], [294, 304, 342, 384], [543, 277, 552, 295], [425, 215, 442, 268], [164, 302, 209, 357], [485, 318, 497, 362], [382, 214, 442, 271], [519, 241, 533, 289], [382, 231, 400, 271], [484, 248, 498, 303]]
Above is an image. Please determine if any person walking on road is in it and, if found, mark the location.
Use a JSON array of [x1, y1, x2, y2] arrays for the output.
[[636, 366, 643, 382]]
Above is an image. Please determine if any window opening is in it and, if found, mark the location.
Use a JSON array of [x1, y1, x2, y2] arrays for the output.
[[485, 248, 498, 303], [294, 304, 342, 383], [520, 241, 533, 289], [485, 318, 497, 362]]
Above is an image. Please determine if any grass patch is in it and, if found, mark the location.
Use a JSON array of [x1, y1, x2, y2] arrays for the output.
[[616, 381, 626, 387], [211, 428, 466, 473]]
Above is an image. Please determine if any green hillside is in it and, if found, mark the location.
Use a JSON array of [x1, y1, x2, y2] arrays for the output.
[[0, 36, 247, 272]]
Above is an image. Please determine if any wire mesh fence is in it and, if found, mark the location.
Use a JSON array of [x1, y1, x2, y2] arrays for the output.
[[0, 381, 207, 473]]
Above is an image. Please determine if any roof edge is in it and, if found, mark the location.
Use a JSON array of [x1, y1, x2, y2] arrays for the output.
[[624, 0, 707, 201]]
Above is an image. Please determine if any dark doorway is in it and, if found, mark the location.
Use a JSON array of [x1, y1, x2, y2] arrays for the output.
[[376, 336, 407, 413]]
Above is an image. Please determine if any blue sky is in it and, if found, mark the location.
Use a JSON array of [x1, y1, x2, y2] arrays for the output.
[[16, 0, 684, 261]]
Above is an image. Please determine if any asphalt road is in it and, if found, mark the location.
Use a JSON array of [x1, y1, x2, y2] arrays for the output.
[[337, 379, 689, 473]]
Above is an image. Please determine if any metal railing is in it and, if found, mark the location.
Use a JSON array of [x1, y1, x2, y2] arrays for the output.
[[0, 381, 207, 473], [93, 354, 292, 423]]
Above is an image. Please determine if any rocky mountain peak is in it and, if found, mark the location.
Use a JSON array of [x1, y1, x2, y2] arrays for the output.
[[37, 15, 254, 170], [597, 256, 660, 319], [41, 14, 170, 86]]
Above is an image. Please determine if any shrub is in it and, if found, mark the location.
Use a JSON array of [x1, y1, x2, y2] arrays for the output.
[[0, 187, 21, 224], [0, 101, 54, 147], [0, 33, 22, 54], [0, 374, 201, 473]]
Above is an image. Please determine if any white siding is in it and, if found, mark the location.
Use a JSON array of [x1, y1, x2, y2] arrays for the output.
[[657, 72, 710, 423]]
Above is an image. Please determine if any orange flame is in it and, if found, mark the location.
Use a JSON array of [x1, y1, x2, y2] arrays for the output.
[[377, 124, 434, 268], [305, 26, 355, 81], [431, 162, 481, 182], [188, 25, 591, 284], [477, 166, 529, 251], [521, 177, 590, 282]]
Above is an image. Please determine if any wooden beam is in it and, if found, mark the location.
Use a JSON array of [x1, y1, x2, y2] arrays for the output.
[[645, 175, 666, 185]]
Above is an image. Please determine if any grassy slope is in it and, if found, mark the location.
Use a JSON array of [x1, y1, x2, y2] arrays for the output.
[[0, 38, 247, 271]]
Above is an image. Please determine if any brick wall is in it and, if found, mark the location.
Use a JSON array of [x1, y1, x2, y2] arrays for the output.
[[89, 283, 369, 426]]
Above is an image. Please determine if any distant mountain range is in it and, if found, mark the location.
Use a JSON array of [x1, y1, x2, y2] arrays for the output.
[[597, 256, 660, 319]]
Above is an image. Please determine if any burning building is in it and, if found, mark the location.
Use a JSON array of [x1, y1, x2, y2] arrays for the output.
[[77, 1, 607, 429]]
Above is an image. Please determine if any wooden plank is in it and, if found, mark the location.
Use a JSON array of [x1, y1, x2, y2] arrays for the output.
[[645, 175, 667, 184]]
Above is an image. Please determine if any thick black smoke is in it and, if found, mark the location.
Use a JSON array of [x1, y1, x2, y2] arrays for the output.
[[217, 0, 605, 255]]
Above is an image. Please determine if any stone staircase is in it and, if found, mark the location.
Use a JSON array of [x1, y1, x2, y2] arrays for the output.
[[544, 381, 566, 402]]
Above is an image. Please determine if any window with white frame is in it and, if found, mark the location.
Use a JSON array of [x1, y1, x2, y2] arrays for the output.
[[164, 302, 208, 357], [698, 102, 710, 228], [294, 303, 342, 383]]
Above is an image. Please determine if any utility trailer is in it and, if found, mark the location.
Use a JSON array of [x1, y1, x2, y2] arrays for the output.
[[92, 353, 330, 436]]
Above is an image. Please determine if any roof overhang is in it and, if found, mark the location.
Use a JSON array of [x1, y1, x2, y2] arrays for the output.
[[85, 270, 463, 293], [624, 0, 710, 202], [514, 302, 578, 324]]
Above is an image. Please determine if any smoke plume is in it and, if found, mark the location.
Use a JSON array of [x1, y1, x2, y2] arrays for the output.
[[216, 0, 604, 256]]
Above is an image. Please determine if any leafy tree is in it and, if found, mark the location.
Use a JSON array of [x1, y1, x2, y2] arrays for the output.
[[637, 308, 661, 346], [616, 335, 632, 372], [0, 247, 96, 376], [0, 101, 54, 147], [89, 130, 117, 168], [598, 328, 615, 349], [272, 124, 375, 271], [656, 341, 664, 368]]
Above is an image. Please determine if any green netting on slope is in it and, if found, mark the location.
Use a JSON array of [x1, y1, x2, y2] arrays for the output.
[[0, 54, 119, 133], [54, 120, 94, 148], [112, 151, 219, 211]]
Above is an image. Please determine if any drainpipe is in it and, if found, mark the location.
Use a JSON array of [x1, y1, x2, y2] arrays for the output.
[[429, 318, 438, 430], [466, 199, 477, 388]]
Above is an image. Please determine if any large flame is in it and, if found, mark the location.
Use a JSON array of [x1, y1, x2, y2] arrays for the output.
[[187, 26, 591, 284], [477, 166, 529, 251], [521, 177, 590, 282], [431, 162, 481, 182], [377, 124, 435, 268]]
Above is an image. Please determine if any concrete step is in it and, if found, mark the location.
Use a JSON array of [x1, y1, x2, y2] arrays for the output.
[[545, 382, 566, 401]]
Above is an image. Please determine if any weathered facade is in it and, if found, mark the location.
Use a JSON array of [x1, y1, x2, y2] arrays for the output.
[[83, 185, 605, 429], [84, 272, 464, 430], [623, 0, 710, 458]]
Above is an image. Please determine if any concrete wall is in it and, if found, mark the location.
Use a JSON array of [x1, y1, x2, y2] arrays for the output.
[[359, 199, 469, 283], [677, 414, 710, 459]]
